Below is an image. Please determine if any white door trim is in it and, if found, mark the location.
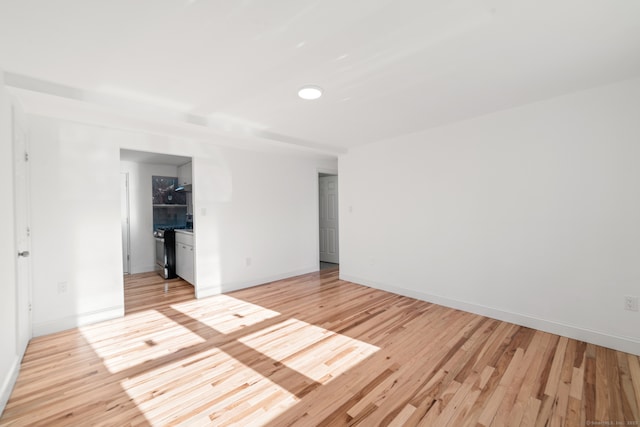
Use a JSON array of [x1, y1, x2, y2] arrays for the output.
[[120, 172, 131, 275]]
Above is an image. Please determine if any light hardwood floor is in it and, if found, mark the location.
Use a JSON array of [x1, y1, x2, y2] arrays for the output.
[[1, 269, 639, 426]]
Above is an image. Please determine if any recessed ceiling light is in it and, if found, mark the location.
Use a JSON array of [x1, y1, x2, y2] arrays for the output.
[[298, 85, 323, 100]]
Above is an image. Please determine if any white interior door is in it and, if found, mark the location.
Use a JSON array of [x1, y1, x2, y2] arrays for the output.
[[121, 172, 131, 274], [319, 175, 339, 264], [13, 106, 32, 355]]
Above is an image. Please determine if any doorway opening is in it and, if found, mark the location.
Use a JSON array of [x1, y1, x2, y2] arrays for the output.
[[318, 172, 339, 271], [119, 149, 195, 302]]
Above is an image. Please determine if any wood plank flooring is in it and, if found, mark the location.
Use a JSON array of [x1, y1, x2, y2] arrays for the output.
[[1, 269, 639, 426]]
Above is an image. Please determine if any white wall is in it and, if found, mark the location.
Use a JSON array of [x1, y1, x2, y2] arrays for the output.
[[120, 161, 179, 274], [28, 115, 337, 335], [29, 118, 125, 335], [340, 77, 640, 355], [0, 77, 19, 413], [195, 148, 332, 296]]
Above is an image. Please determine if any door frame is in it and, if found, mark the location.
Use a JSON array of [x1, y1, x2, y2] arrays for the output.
[[316, 168, 339, 269], [120, 172, 131, 275]]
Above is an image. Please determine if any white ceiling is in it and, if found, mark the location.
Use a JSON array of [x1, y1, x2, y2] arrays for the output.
[[1, 0, 639, 154]]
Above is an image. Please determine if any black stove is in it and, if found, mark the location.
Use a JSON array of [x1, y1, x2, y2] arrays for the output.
[[153, 226, 187, 238], [154, 229, 177, 279]]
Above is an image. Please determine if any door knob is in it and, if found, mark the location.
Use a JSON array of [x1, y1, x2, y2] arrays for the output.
[[18, 251, 30, 257]]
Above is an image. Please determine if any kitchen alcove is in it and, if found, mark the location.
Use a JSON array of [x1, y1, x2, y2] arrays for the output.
[[152, 175, 187, 230]]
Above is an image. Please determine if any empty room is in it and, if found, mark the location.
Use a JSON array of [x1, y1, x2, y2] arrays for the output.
[[1, 1, 639, 425]]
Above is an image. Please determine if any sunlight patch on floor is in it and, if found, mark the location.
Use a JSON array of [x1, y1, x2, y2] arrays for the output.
[[80, 309, 206, 374], [79, 293, 378, 424], [171, 294, 281, 334], [118, 346, 299, 425], [239, 318, 380, 383]]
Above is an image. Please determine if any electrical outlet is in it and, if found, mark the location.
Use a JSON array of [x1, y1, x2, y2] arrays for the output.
[[57, 282, 68, 294], [245, 257, 252, 267], [624, 296, 639, 312]]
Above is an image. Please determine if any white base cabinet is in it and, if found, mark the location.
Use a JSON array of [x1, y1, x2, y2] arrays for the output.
[[175, 231, 195, 285]]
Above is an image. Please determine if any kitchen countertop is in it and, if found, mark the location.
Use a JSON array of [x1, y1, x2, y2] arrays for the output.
[[175, 229, 194, 234]]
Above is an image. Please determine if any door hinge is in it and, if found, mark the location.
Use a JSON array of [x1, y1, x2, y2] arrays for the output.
[[26, 226, 31, 237], [24, 152, 29, 162], [29, 303, 32, 312], [127, 254, 130, 260]]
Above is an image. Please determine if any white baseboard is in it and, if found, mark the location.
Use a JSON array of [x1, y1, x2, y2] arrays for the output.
[[196, 267, 318, 299], [130, 265, 156, 275], [341, 274, 640, 356], [0, 356, 20, 416], [32, 305, 125, 337]]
